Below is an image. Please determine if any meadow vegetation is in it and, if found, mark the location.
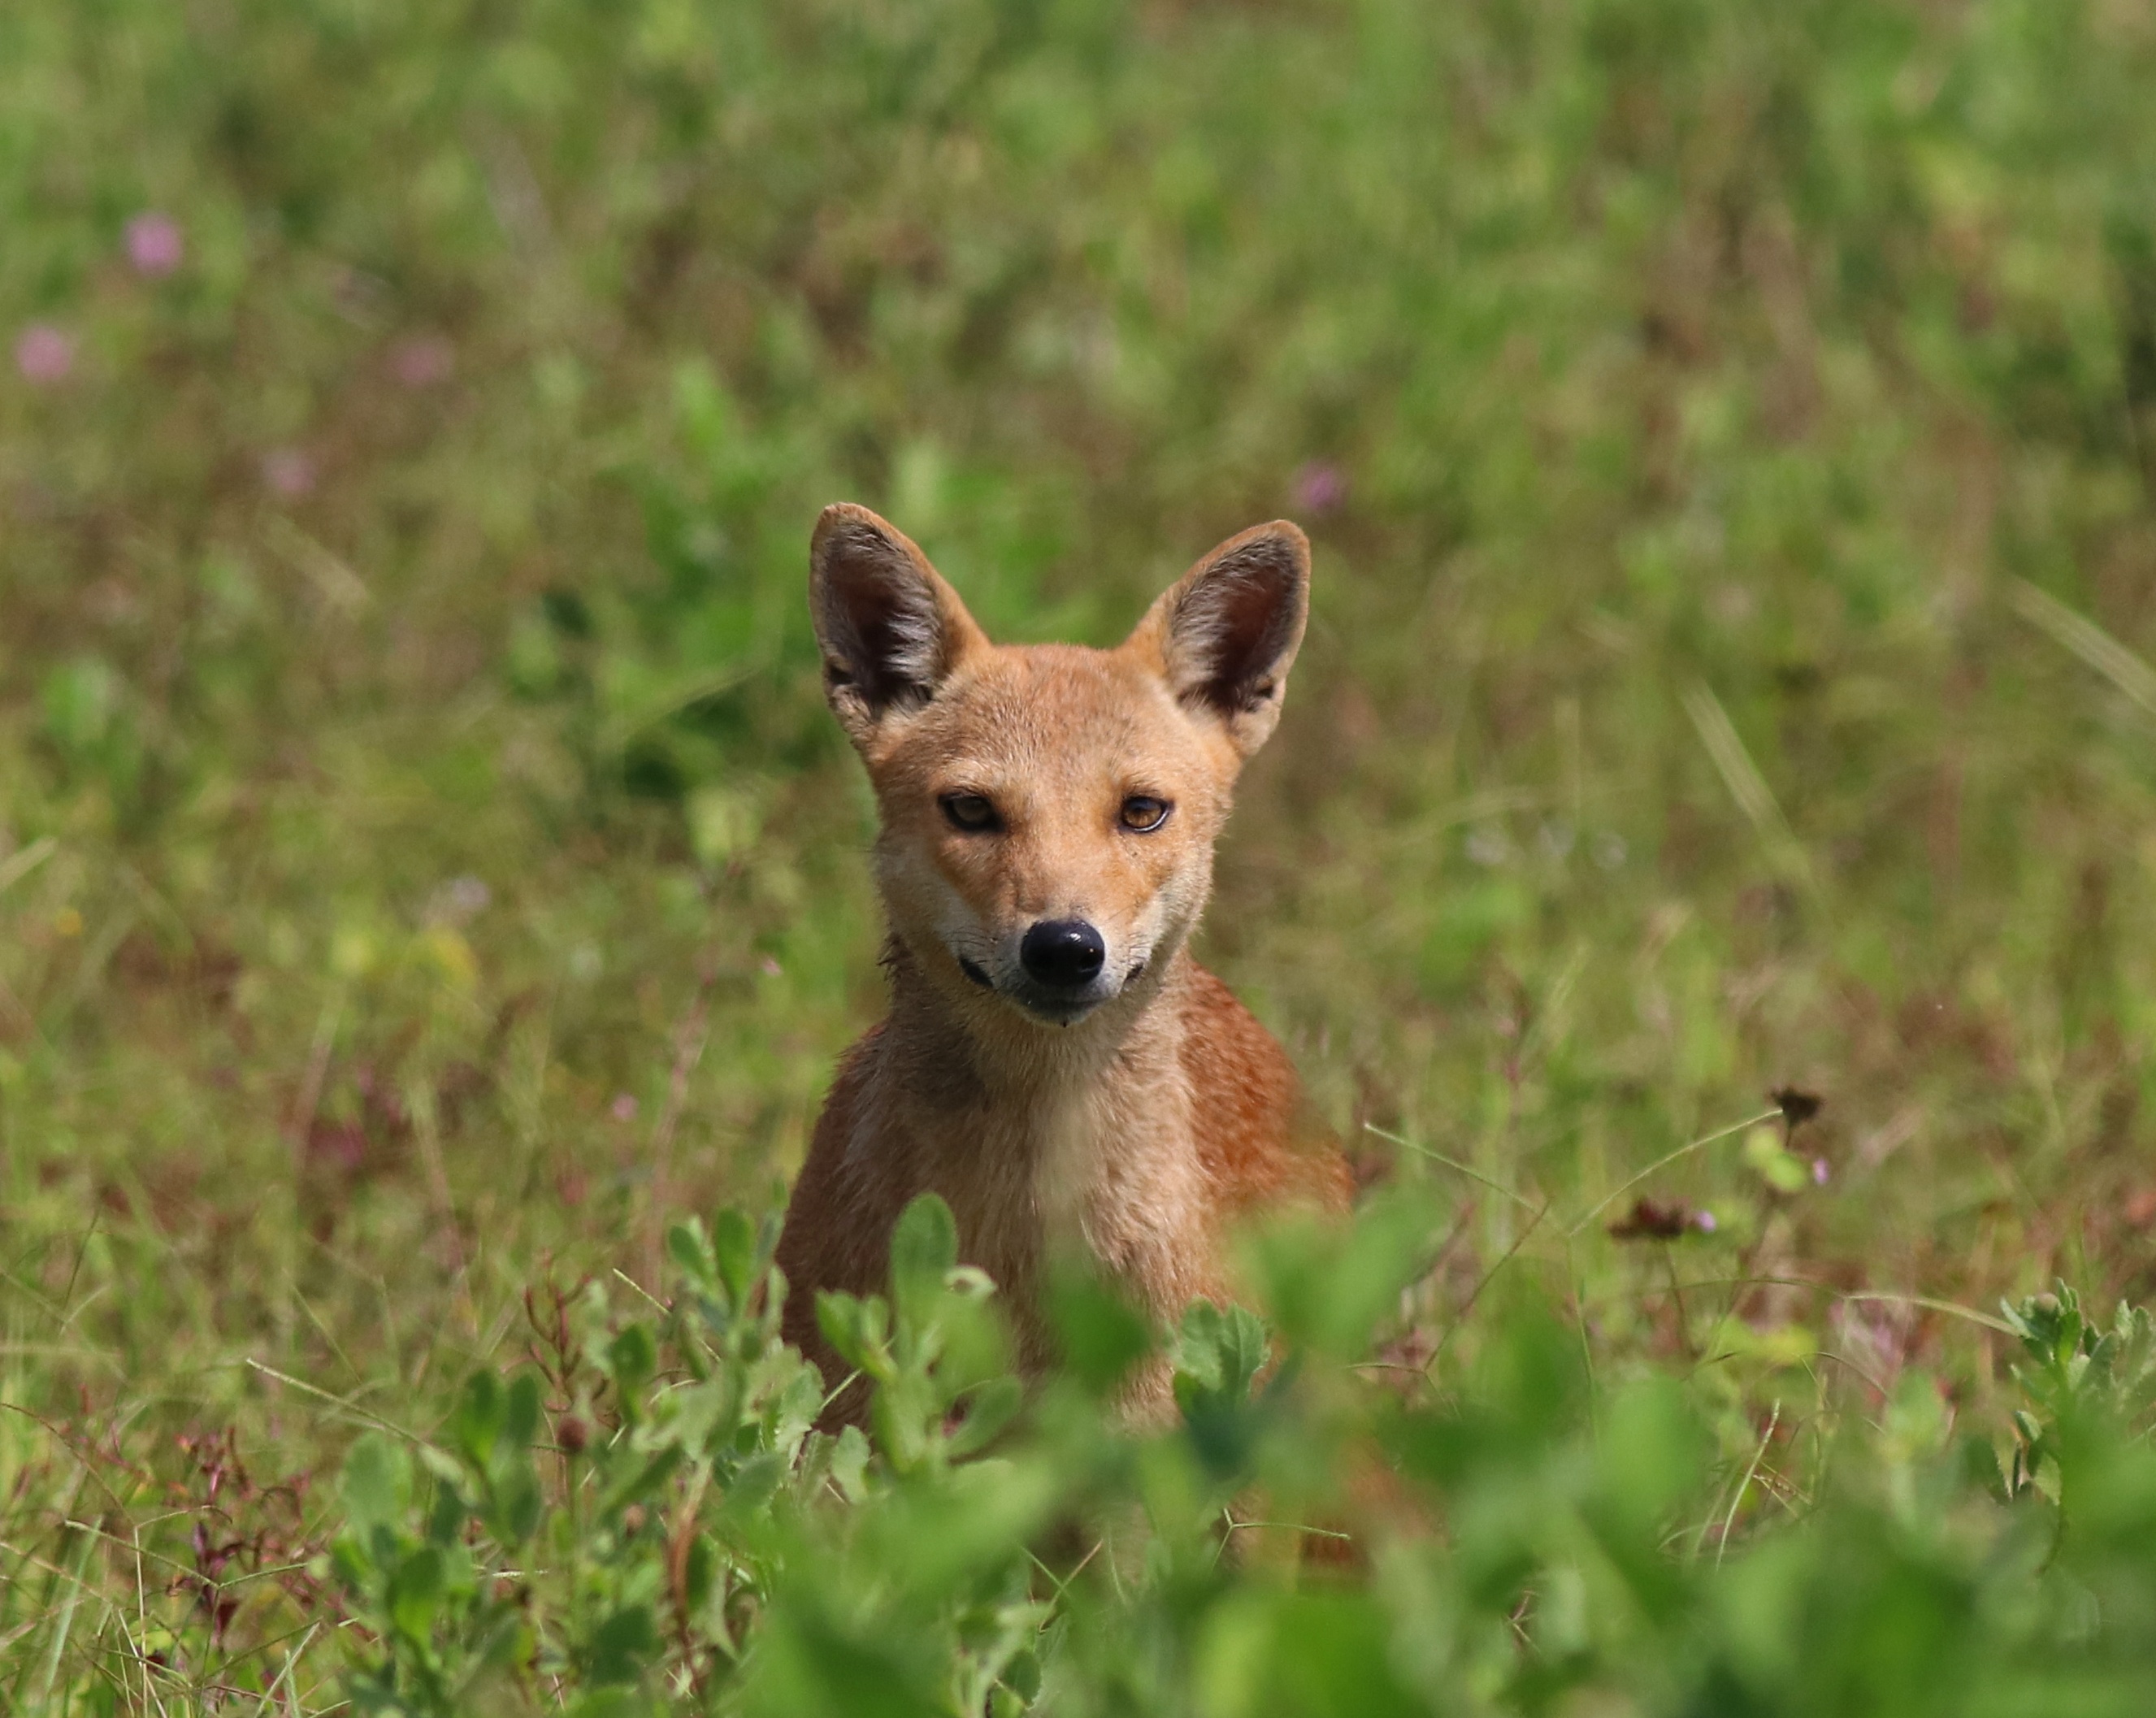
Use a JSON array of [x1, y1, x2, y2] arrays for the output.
[[6, 0, 2156, 1710]]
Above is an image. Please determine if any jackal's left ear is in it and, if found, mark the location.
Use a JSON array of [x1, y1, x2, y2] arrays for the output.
[[810, 504, 987, 746], [1130, 521, 1310, 757]]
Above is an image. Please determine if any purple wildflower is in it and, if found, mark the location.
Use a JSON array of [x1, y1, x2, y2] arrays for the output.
[[15, 324, 74, 384], [125, 212, 184, 277], [1693, 1209, 1718, 1234], [1292, 461, 1348, 516], [1812, 1156, 1830, 1186]]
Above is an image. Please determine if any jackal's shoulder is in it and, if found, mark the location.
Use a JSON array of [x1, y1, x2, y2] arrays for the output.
[[1178, 963, 1352, 1217]]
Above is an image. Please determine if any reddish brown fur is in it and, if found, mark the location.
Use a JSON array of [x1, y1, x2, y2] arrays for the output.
[[775, 505, 1350, 1422], [1180, 965, 1351, 1216]]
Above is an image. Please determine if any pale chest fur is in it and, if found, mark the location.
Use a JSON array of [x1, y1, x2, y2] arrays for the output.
[[844, 1009, 1222, 1360]]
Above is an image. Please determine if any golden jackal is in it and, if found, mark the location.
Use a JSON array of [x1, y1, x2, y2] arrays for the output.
[[776, 505, 1351, 1421]]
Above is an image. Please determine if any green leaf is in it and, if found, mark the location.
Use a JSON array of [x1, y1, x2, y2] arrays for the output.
[[387, 1544, 446, 1640], [669, 1217, 718, 1296], [607, 1322, 659, 1423], [830, 1424, 873, 1503], [426, 1482, 467, 1547], [818, 1290, 891, 1376], [1048, 1269, 1153, 1398], [1244, 1190, 1442, 1360], [492, 1465, 544, 1546], [1587, 1381, 1707, 1620], [1173, 1302, 1273, 1482], [945, 1376, 1024, 1458], [1197, 1590, 1423, 1718], [1742, 1126, 1811, 1194], [683, 1534, 718, 1614], [748, 1600, 948, 1718], [1003, 1646, 1042, 1703], [712, 1206, 761, 1308], [600, 1447, 685, 1520], [502, 1370, 544, 1456], [890, 1193, 960, 1330], [588, 1604, 659, 1686], [716, 1451, 786, 1527], [452, 1369, 505, 1469], [341, 1434, 412, 1542], [1596, 1378, 1708, 1527], [1174, 1301, 1269, 1404]]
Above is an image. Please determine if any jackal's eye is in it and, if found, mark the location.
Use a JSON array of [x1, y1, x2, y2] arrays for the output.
[[1119, 795, 1173, 833], [939, 792, 1001, 832]]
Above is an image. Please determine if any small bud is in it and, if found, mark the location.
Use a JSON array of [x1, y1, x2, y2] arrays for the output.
[[556, 1413, 589, 1455]]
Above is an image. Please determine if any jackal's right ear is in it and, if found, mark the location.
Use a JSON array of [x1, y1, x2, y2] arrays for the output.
[[809, 504, 987, 745]]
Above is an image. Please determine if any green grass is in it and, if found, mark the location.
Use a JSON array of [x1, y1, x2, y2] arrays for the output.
[[6, 0, 2156, 1709]]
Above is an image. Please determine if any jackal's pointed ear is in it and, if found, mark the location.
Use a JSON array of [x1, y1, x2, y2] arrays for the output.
[[810, 504, 987, 745], [1129, 521, 1310, 757]]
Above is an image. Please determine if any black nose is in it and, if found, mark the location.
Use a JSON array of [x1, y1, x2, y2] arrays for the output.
[[1019, 919, 1105, 989]]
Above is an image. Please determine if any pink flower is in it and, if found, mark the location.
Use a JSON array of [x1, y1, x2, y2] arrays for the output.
[[610, 1092, 639, 1122], [1811, 1156, 1830, 1185], [388, 334, 454, 388], [1292, 461, 1348, 516], [15, 323, 74, 384], [1692, 1209, 1718, 1234], [262, 449, 316, 497], [125, 212, 184, 277], [306, 1117, 369, 1174]]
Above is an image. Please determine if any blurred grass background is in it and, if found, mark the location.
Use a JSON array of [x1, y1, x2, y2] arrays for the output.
[[6, 0, 2156, 1703]]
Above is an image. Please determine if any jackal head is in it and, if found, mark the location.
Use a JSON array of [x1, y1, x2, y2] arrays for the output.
[[810, 504, 1309, 1028]]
